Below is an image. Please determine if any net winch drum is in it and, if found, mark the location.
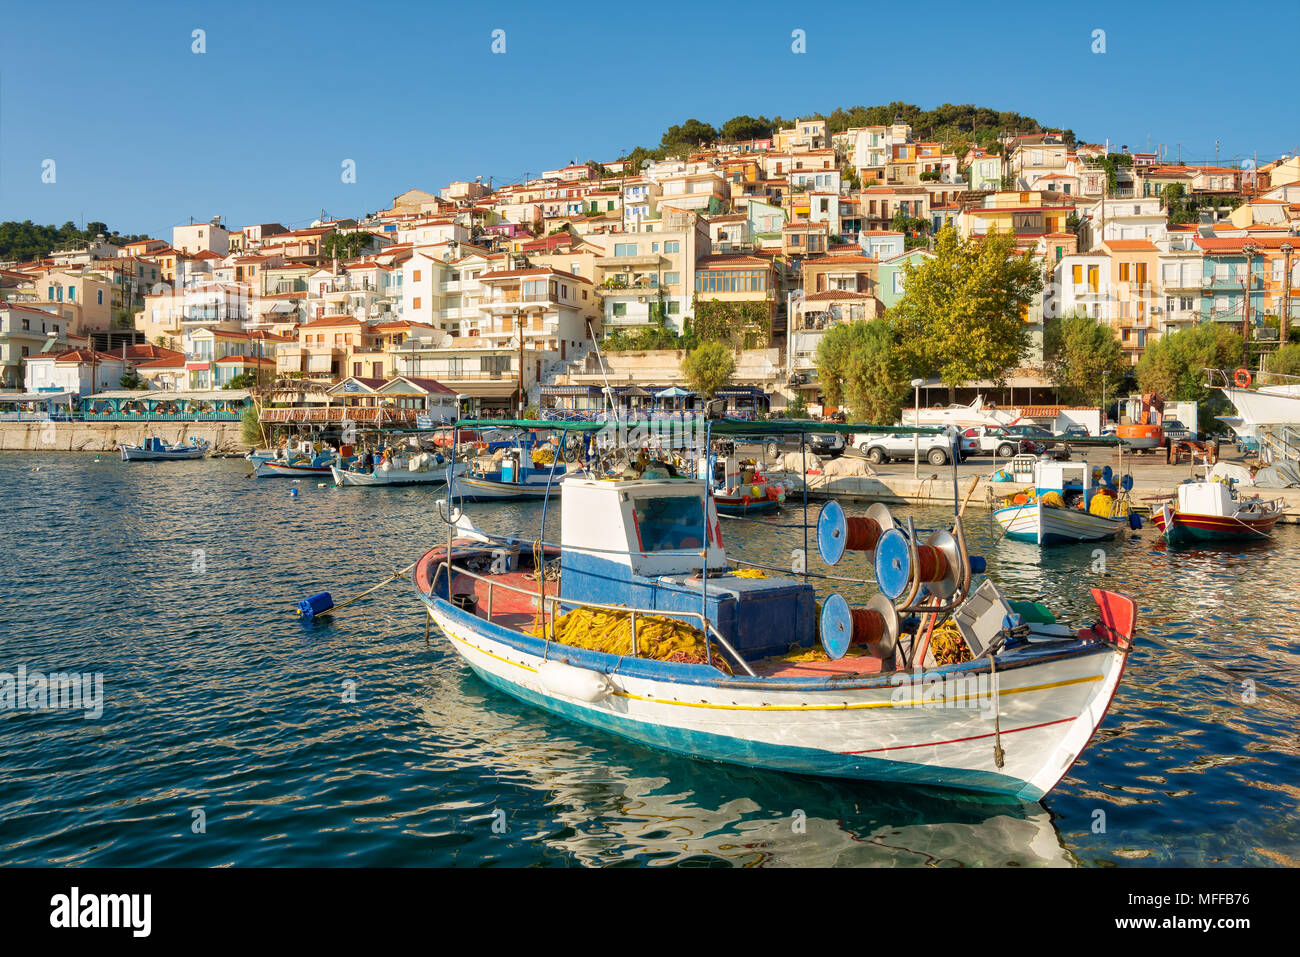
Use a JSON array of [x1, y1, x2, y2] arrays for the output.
[[816, 500, 895, 566], [874, 527, 963, 600], [819, 593, 900, 660]]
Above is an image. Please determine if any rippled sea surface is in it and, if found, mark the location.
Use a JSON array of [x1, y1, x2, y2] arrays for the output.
[[1, 452, 1298, 867]]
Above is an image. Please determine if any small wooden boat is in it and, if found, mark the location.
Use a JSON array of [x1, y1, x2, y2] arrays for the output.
[[700, 450, 789, 515], [249, 441, 351, 478], [450, 444, 573, 501], [332, 452, 467, 487], [1151, 477, 1285, 544], [994, 460, 1134, 545], [120, 436, 209, 461], [411, 419, 1138, 801]]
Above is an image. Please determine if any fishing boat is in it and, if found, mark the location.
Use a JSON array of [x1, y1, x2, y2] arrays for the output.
[[450, 441, 576, 502], [1151, 475, 1285, 544], [249, 441, 351, 478], [993, 459, 1136, 545], [699, 450, 789, 515], [119, 436, 209, 461], [331, 450, 467, 487], [411, 419, 1137, 801]]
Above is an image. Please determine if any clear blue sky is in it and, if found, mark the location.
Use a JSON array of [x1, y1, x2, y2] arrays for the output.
[[2, 0, 1296, 239]]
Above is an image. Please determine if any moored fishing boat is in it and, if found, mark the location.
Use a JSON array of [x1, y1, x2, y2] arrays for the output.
[[450, 440, 576, 501], [119, 436, 209, 461], [994, 459, 1137, 545], [249, 441, 352, 478], [331, 450, 467, 487], [1151, 474, 1285, 544], [698, 449, 789, 515], [412, 419, 1137, 801]]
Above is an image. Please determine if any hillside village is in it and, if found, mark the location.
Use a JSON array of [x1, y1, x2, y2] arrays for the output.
[[3, 115, 1298, 423]]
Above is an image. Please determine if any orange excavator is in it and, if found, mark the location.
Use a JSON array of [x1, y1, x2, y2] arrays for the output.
[[1116, 393, 1165, 450]]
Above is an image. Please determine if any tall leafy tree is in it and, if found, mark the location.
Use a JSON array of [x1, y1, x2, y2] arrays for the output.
[[815, 319, 910, 424], [1044, 314, 1128, 406], [889, 226, 1042, 397], [1265, 343, 1300, 377], [1136, 323, 1243, 404], [680, 341, 736, 397], [720, 115, 775, 141]]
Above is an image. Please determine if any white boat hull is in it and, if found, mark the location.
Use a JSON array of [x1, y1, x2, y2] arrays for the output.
[[451, 474, 561, 501], [421, 597, 1128, 800], [994, 502, 1128, 545], [120, 443, 207, 461], [1219, 385, 1300, 427], [331, 461, 467, 486]]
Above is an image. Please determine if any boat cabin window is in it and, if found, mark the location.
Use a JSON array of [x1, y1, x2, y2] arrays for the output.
[[633, 496, 705, 552]]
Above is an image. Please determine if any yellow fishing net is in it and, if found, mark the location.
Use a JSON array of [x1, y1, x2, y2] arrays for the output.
[[1038, 490, 1066, 508], [532, 446, 556, 465], [532, 607, 731, 674], [930, 619, 972, 666], [732, 568, 768, 579]]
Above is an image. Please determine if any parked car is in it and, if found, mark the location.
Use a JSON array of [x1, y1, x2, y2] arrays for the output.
[[807, 431, 847, 457], [857, 428, 962, 466], [1060, 425, 1091, 439], [1162, 419, 1192, 443], [959, 426, 1045, 458]]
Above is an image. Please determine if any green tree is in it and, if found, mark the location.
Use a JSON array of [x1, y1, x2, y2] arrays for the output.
[[1135, 323, 1244, 404], [815, 319, 910, 424], [660, 119, 718, 156], [690, 297, 770, 349], [785, 390, 810, 419], [1264, 343, 1300, 377], [889, 226, 1042, 397], [225, 372, 258, 390], [720, 115, 775, 142], [321, 231, 370, 260], [241, 404, 264, 447], [119, 371, 144, 390], [680, 341, 736, 397], [1044, 314, 1128, 406]]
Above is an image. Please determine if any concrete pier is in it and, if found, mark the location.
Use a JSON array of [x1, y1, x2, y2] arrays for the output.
[[784, 453, 1300, 524], [0, 421, 247, 454]]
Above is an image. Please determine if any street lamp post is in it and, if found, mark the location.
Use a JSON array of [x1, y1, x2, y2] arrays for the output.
[[1102, 369, 1109, 430], [911, 377, 925, 478]]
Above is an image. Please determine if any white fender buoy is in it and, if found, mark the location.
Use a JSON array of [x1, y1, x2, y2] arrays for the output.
[[539, 660, 612, 703]]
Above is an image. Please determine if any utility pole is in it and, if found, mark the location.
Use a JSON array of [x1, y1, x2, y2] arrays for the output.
[[517, 312, 526, 418], [1242, 242, 1258, 359], [1281, 242, 1294, 350]]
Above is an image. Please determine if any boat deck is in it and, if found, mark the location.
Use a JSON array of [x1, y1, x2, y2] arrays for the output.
[[449, 569, 558, 631], [420, 545, 888, 677]]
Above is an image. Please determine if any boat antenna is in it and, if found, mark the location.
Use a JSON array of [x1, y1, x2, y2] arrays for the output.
[[586, 320, 615, 415]]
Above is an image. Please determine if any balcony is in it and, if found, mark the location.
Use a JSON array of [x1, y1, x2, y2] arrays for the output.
[[594, 254, 664, 268]]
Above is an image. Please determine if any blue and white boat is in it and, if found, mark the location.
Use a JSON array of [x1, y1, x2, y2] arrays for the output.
[[412, 420, 1137, 801], [248, 442, 352, 478], [120, 436, 209, 461], [450, 443, 572, 501], [993, 459, 1135, 546]]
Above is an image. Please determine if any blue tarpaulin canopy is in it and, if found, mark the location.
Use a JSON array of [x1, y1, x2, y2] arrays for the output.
[[655, 386, 694, 398]]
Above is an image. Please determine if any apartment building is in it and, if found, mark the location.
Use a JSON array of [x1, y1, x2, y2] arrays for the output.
[[590, 220, 707, 333], [172, 219, 231, 256]]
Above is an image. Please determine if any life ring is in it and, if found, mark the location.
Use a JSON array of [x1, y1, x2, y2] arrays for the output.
[[1235, 368, 1252, 388]]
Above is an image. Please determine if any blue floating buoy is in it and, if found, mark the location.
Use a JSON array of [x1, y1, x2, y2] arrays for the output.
[[1129, 513, 1143, 530], [968, 555, 987, 575], [819, 593, 853, 660], [297, 592, 334, 619], [1121, 474, 1134, 492], [289, 487, 299, 497], [817, 500, 847, 566], [874, 528, 912, 600]]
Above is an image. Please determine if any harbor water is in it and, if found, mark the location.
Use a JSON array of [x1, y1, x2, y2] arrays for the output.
[[2, 452, 1298, 867]]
